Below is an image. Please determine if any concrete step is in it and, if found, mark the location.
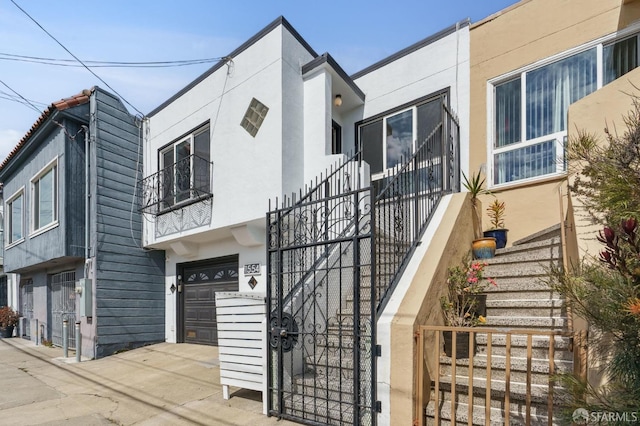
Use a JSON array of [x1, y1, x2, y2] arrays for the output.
[[438, 355, 573, 385], [492, 236, 562, 261], [433, 375, 564, 406], [512, 224, 561, 246], [483, 260, 559, 278], [483, 316, 568, 329], [482, 278, 559, 301], [425, 400, 560, 426], [485, 298, 565, 317], [474, 334, 574, 360], [285, 393, 356, 425]]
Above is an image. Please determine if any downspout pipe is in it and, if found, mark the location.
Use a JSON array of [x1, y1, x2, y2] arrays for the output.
[[81, 125, 90, 272]]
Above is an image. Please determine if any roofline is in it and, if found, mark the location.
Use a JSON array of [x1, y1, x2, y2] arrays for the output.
[[0, 88, 93, 175], [470, 0, 531, 30], [147, 16, 318, 117], [302, 53, 366, 101], [350, 19, 470, 80]]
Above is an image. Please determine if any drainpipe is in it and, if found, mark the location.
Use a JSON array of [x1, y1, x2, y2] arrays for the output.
[[81, 126, 91, 272]]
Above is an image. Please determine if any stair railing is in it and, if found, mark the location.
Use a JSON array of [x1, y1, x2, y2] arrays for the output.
[[373, 105, 460, 314]]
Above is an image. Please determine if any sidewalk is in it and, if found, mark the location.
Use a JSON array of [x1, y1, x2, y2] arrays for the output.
[[0, 337, 297, 425]]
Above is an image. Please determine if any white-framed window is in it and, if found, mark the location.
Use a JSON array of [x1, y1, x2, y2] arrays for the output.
[[358, 92, 446, 180], [159, 125, 210, 210], [490, 31, 640, 186], [31, 158, 58, 233], [6, 187, 24, 246]]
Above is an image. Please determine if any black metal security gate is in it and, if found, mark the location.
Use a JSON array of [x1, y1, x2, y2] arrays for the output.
[[267, 157, 376, 425], [266, 102, 459, 425]]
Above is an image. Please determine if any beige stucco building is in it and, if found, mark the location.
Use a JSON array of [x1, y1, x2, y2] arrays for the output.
[[469, 0, 640, 247]]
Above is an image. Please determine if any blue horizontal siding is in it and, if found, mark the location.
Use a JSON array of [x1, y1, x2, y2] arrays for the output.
[[92, 88, 165, 358]]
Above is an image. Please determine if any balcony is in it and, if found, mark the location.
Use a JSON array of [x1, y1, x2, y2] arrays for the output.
[[138, 154, 212, 215]]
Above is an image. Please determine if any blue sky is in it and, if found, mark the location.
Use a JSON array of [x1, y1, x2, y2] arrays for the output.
[[0, 0, 518, 160]]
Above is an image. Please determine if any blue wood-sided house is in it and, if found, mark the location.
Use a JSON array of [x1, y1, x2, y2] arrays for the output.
[[0, 86, 165, 359]]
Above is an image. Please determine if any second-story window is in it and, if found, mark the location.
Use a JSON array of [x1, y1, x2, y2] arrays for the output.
[[6, 188, 24, 246], [31, 159, 58, 233], [159, 125, 210, 210], [491, 31, 640, 186]]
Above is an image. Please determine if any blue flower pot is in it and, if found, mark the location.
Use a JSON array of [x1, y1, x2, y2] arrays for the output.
[[484, 229, 508, 249]]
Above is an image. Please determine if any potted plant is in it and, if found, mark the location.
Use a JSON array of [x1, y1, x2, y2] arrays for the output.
[[0, 306, 20, 338], [440, 256, 497, 358], [483, 198, 508, 249], [462, 170, 496, 258]]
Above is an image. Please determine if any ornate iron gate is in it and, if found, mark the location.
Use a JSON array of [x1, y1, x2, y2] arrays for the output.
[[267, 158, 376, 425], [51, 271, 76, 348]]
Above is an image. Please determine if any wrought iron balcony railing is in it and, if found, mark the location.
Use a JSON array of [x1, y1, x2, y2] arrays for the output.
[[137, 154, 212, 215]]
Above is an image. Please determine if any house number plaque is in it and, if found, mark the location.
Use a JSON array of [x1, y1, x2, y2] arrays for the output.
[[244, 263, 261, 276]]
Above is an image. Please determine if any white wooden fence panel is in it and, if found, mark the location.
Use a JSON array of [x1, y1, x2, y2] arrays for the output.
[[215, 292, 267, 414]]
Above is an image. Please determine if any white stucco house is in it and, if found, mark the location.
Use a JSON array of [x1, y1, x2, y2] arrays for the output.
[[139, 16, 469, 425]]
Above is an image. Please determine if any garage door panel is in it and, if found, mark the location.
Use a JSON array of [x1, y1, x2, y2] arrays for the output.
[[181, 258, 239, 346]]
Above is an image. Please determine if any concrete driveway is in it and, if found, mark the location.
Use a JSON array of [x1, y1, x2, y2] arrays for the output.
[[0, 337, 297, 425]]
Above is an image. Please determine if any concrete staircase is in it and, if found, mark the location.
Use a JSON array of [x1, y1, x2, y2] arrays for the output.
[[426, 225, 574, 425]]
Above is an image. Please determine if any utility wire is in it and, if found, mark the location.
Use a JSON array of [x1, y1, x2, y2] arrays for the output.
[[11, 0, 144, 116], [0, 89, 48, 107], [0, 77, 42, 113], [0, 52, 223, 68]]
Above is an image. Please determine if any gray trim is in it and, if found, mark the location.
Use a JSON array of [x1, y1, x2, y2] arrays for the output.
[[148, 16, 318, 117], [351, 19, 470, 80], [302, 53, 365, 101]]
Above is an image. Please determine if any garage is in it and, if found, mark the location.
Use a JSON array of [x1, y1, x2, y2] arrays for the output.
[[178, 255, 239, 345]]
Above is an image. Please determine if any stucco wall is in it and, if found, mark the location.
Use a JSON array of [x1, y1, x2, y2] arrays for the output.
[[567, 66, 640, 258], [469, 0, 640, 244], [376, 193, 474, 425], [353, 25, 470, 172]]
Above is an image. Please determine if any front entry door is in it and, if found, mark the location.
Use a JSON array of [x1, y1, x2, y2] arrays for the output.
[[178, 256, 239, 345]]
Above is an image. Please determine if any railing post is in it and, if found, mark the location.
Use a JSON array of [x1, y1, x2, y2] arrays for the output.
[[35, 318, 39, 346], [75, 321, 82, 362], [62, 319, 69, 358]]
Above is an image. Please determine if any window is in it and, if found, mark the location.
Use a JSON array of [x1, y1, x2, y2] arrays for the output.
[[159, 125, 210, 210], [31, 159, 58, 232], [359, 93, 445, 178], [331, 120, 342, 155], [6, 189, 24, 245], [0, 276, 7, 308], [240, 98, 269, 137], [491, 32, 640, 186]]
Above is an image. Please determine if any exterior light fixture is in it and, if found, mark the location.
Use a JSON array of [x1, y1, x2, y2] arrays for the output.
[[334, 94, 342, 107]]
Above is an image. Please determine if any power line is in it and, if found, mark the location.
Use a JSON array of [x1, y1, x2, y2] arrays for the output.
[[0, 89, 48, 107], [0, 52, 223, 68], [11, 0, 144, 116], [0, 78, 42, 113]]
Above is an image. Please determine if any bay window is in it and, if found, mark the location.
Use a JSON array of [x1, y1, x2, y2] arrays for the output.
[[491, 32, 640, 186]]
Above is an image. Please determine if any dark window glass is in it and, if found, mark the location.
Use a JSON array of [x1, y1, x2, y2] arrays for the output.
[[604, 36, 638, 84], [360, 121, 383, 174], [495, 78, 521, 147]]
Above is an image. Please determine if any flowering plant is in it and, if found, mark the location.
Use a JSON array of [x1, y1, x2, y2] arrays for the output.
[[441, 256, 497, 327], [0, 306, 20, 328]]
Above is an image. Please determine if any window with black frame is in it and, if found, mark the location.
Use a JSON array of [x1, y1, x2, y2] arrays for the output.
[[158, 125, 210, 211], [358, 92, 447, 194]]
